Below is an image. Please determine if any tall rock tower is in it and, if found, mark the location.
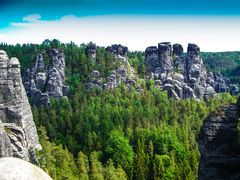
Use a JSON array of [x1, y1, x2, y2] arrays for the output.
[[0, 50, 41, 161]]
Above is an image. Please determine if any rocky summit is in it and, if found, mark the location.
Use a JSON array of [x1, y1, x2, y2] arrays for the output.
[[23, 49, 69, 107], [145, 42, 238, 100], [106, 44, 128, 62], [0, 50, 41, 162], [198, 98, 240, 180], [87, 44, 139, 91]]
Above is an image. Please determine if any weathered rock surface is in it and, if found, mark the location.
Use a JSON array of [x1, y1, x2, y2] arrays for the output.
[[23, 49, 69, 107], [0, 50, 41, 162], [145, 42, 238, 100], [0, 157, 52, 180], [0, 121, 13, 157], [198, 101, 240, 180], [106, 44, 128, 62]]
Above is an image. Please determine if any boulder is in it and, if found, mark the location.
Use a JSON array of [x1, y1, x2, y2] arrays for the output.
[[0, 157, 52, 180], [204, 85, 216, 100], [91, 70, 101, 78]]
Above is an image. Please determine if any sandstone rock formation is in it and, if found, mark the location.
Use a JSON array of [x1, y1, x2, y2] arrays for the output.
[[0, 157, 52, 180], [198, 100, 240, 180], [106, 44, 128, 62], [23, 49, 69, 107], [86, 42, 97, 62], [0, 50, 41, 162], [87, 44, 138, 91], [145, 42, 238, 100]]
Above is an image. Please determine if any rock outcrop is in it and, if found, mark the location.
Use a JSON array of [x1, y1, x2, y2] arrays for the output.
[[145, 42, 238, 100], [0, 50, 41, 162], [198, 100, 240, 180], [87, 44, 138, 91], [23, 49, 69, 107], [106, 44, 128, 62], [0, 157, 52, 180], [86, 42, 97, 62]]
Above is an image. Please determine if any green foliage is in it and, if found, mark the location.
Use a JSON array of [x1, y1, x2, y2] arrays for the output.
[[105, 130, 134, 175], [104, 159, 127, 180], [77, 151, 89, 180], [38, 127, 79, 180], [89, 152, 104, 180], [36, 84, 236, 179], [201, 51, 240, 84], [153, 154, 175, 180]]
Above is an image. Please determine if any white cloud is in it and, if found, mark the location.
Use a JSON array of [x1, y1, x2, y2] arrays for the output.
[[23, 14, 42, 22], [1, 15, 240, 52], [10, 22, 31, 27], [0, 33, 7, 39]]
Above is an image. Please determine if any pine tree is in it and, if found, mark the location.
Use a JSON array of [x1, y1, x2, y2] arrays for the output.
[[77, 151, 89, 180], [89, 152, 104, 180]]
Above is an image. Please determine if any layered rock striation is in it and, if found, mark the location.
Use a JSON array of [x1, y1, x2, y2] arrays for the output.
[[145, 42, 238, 100], [23, 49, 69, 107], [198, 100, 240, 179], [0, 50, 41, 162]]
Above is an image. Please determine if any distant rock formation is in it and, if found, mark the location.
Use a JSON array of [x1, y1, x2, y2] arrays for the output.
[[198, 99, 240, 179], [0, 157, 52, 180], [86, 42, 97, 62], [145, 42, 238, 100], [0, 50, 41, 162], [23, 49, 69, 107], [87, 44, 140, 91], [106, 44, 128, 62]]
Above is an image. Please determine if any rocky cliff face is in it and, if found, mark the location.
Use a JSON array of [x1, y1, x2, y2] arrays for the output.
[[23, 49, 69, 107], [198, 100, 240, 180], [145, 42, 238, 100], [0, 50, 41, 162]]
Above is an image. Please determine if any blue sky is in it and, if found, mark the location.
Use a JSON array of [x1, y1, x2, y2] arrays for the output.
[[1, 0, 240, 51]]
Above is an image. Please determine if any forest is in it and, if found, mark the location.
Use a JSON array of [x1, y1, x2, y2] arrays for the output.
[[0, 40, 238, 179]]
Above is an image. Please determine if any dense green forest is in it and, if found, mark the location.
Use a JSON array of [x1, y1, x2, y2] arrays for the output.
[[201, 51, 240, 84], [0, 40, 238, 179]]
